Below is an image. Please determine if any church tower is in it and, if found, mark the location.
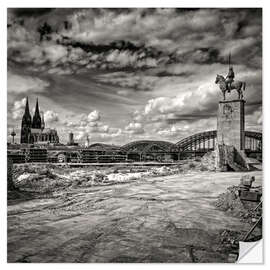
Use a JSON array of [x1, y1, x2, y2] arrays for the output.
[[41, 111, 45, 130], [20, 97, 32, 143], [32, 98, 42, 129]]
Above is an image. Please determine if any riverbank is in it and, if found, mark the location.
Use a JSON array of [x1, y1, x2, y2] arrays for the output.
[[7, 166, 262, 262]]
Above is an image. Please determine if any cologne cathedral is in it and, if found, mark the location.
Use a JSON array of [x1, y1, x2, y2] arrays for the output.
[[20, 97, 59, 144]]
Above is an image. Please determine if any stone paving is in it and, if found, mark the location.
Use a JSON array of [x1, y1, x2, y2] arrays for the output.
[[7, 171, 262, 263]]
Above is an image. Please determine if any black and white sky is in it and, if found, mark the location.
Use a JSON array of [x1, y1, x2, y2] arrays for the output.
[[7, 8, 262, 144]]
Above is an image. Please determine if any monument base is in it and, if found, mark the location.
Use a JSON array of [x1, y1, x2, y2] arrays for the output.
[[215, 144, 249, 172], [217, 99, 245, 151], [216, 99, 249, 171]]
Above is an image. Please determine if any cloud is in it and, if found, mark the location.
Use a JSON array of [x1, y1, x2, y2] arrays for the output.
[[11, 97, 26, 120], [245, 106, 262, 132], [117, 89, 130, 96], [257, 112, 262, 125], [153, 117, 217, 142], [7, 72, 49, 94], [43, 110, 59, 123], [143, 81, 219, 121], [63, 109, 123, 142], [7, 8, 262, 144], [157, 125, 189, 137], [9, 42, 68, 67], [87, 110, 100, 122], [43, 43, 68, 62], [96, 71, 158, 91], [7, 8, 262, 75], [63, 9, 220, 47], [10, 8, 55, 18], [63, 120, 77, 128], [125, 122, 144, 134], [75, 126, 122, 142]]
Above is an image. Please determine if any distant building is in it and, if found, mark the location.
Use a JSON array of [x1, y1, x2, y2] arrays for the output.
[[67, 132, 79, 146], [20, 97, 59, 144], [68, 132, 74, 145]]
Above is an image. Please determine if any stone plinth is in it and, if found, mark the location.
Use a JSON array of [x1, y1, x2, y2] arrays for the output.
[[217, 99, 245, 150]]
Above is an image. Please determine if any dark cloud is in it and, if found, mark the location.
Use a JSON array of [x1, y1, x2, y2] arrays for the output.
[[175, 8, 200, 13], [10, 8, 55, 17], [7, 8, 262, 73], [173, 47, 220, 64], [154, 71, 193, 77], [166, 113, 216, 124]]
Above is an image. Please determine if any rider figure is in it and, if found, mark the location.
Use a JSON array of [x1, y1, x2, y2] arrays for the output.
[[225, 66, 235, 92]]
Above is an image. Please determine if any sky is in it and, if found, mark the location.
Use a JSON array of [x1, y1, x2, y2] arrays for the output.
[[7, 8, 262, 145]]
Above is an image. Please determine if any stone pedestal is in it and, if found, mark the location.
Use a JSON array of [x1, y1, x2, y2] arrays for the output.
[[217, 99, 245, 151]]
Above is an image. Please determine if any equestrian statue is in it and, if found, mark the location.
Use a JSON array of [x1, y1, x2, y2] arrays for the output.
[[215, 54, 246, 100]]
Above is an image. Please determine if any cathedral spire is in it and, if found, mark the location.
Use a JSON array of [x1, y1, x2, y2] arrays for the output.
[[34, 98, 40, 116], [24, 96, 30, 116], [21, 96, 32, 144], [32, 97, 42, 129], [41, 111, 45, 130]]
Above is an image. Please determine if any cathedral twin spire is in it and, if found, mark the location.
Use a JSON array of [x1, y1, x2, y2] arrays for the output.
[[32, 98, 42, 129], [22, 97, 43, 129], [20, 97, 57, 144]]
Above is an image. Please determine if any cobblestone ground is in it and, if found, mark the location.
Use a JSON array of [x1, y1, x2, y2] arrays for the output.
[[7, 171, 262, 263]]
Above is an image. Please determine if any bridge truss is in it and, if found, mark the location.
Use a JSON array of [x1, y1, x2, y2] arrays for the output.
[[176, 130, 262, 154]]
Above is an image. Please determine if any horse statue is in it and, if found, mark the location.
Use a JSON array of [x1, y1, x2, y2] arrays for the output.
[[215, 74, 246, 100]]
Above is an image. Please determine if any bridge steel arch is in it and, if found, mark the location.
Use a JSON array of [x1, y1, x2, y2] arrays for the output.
[[176, 130, 217, 152], [175, 130, 262, 153], [121, 140, 176, 153], [244, 131, 262, 152], [121, 140, 178, 162]]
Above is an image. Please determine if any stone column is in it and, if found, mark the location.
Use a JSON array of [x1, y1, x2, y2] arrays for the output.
[[217, 99, 245, 151], [216, 99, 248, 171]]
